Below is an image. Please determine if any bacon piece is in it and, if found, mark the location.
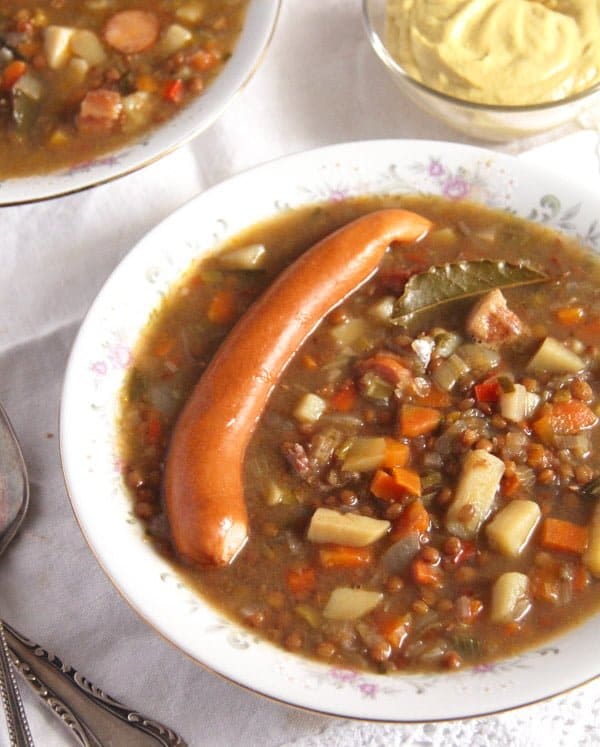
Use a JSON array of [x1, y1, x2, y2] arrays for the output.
[[355, 352, 412, 386], [77, 89, 122, 133], [466, 289, 524, 344]]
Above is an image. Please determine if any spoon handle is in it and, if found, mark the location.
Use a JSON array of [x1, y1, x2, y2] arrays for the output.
[[3, 621, 186, 747], [0, 620, 34, 746]]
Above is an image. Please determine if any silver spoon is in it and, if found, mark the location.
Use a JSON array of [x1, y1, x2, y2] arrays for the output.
[[0, 403, 187, 747]]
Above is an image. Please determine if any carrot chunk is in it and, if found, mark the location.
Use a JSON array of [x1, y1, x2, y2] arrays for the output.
[[399, 405, 441, 437], [412, 385, 451, 408], [382, 438, 409, 469], [328, 381, 358, 412], [411, 558, 442, 586], [391, 499, 430, 539], [539, 518, 589, 555], [391, 467, 421, 497], [370, 470, 407, 502], [556, 306, 585, 326], [318, 545, 373, 569], [207, 289, 237, 325], [2, 60, 27, 90], [286, 567, 316, 597], [377, 614, 410, 648], [533, 401, 598, 440]]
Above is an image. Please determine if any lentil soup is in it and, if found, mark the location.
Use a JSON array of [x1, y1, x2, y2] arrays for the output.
[[120, 195, 600, 674], [0, 1, 248, 177]]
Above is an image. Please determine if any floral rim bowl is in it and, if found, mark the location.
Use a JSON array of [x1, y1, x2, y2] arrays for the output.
[[61, 140, 600, 721], [0, 0, 280, 206]]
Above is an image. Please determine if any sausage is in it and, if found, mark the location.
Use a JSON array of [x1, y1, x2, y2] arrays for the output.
[[104, 10, 160, 55], [164, 209, 433, 566]]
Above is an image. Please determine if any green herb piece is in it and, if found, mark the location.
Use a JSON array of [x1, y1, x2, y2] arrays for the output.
[[392, 260, 548, 326]]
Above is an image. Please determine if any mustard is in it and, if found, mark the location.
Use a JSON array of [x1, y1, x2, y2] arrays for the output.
[[385, 0, 600, 105]]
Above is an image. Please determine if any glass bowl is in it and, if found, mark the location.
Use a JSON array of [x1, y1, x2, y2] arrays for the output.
[[362, 0, 600, 142]]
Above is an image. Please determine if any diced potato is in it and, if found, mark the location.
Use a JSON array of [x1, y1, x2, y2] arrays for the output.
[[490, 572, 530, 623], [342, 437, 386, 472], [485, 500, 541, 557], [500, 384, 532, 422], [264, 481, 295, 506], [368, 296, 395, 323], [157, 24, 193, 57], [67, 57, 90, 85], [70, 29, 106, 66], [323, 588, 383, 620], [175, 3, 205, 24], [293, 393, 326, 424], [583, 501, 600, 577], [526, 337, 585, 374], [446, 450, 505, 539], [307, 507, 390, 546], [44, 26, 74, 69], [428, 227, 458, 250], [330, 318, 368, 346], [217, 244, 266, 270], [14, 72, 42, 101], [121, 92, 153, 133]]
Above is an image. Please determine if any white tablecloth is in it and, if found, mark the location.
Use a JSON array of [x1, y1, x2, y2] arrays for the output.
[[1, 1, 600, 745]]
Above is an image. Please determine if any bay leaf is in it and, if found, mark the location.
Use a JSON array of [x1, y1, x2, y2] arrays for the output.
[[391, 260, 548, 326]]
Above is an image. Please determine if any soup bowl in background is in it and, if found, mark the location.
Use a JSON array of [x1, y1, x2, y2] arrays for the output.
[[362, 0, 600, 142], [0, 0, 280, 206], [61, 140, 600, 721]]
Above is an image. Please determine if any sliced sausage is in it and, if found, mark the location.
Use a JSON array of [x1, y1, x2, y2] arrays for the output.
[[164, 209, 432, 566], [104, 11, 160, 55]]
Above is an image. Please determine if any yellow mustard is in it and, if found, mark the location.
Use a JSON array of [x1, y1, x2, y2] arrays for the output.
[[385, 0, 600, 105]]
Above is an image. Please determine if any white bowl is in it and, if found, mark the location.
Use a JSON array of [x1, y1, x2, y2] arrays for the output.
[[0, 0, 280, 206], [61, 140, 600, 721]]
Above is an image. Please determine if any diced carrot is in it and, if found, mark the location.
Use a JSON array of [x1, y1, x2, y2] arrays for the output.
[[302, 353, 318, 370], [377, 614, 410, 648], [357, 353, 411, 385], [370, 470, 407, 502], [502, 622, 521, 637], [2, 60, 27, 90], [399, 405, 441, 438], [382, 438, 409, 469], [318, 545, 373, 569], [286, 567, 316, 597], [162, 78, 184, 104], [391, 467, 421, 497], [573, 563, 590, 593], [411, 558, 442, 586], [413, 385, 451, 408], [556, 306, 585, 326], [574, 318, 600, 346], [533, 401, 598, 440], [153, 336, 175, 358], [391, 499, 430, 539], [530, 567, 561, 603], [146, 413, 162, 445], [501, 472, 521, 497], [207, 289, 237, 325], [474, 378, 502, 404], [189, 48, 221, 72], [136, 74, 158, 93], [539, 517, 589, 555], [328, 381, 357, 412]]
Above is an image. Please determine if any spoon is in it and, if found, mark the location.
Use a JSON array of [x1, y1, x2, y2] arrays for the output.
[[0, 403, 186, 747]]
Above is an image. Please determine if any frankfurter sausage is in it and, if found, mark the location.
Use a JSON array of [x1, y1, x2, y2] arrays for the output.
[[164, 208, 432, 566]]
